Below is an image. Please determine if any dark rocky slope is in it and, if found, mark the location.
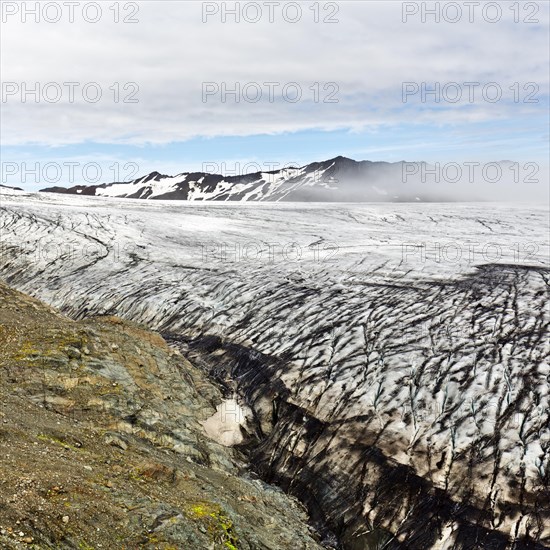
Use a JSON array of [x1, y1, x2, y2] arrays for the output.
[[0, 283, 325, 549]]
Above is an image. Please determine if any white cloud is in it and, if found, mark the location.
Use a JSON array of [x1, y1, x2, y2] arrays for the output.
[[1, 1, 548, 146]]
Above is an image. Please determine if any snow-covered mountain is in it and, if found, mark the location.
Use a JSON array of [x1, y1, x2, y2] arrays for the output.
[[40, 156, 548, 202], [0, 184, 23, 191], [41, 156, 420, 201]]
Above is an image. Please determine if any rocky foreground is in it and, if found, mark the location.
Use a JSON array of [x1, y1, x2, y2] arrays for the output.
[[0, 282, 324, 549]]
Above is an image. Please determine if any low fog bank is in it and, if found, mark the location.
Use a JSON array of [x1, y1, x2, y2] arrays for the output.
[[297, 160, 550, 203]]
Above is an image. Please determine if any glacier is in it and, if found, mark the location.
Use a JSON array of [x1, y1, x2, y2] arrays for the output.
[[0, 188, 549, 549]]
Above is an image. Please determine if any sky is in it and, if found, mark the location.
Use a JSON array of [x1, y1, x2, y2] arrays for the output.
[[0, 0, 549, 191]]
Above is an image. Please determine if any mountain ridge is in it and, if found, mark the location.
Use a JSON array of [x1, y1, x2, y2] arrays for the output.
[[39, 156, 430, 202], [37, 156, 546, 202]]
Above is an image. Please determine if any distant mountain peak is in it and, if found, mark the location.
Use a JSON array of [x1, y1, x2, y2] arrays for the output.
[[328, 155, 354, 162], [0, 184, 24, 191], [37, 156, 437, 202], [37, 156, 530, 202]]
